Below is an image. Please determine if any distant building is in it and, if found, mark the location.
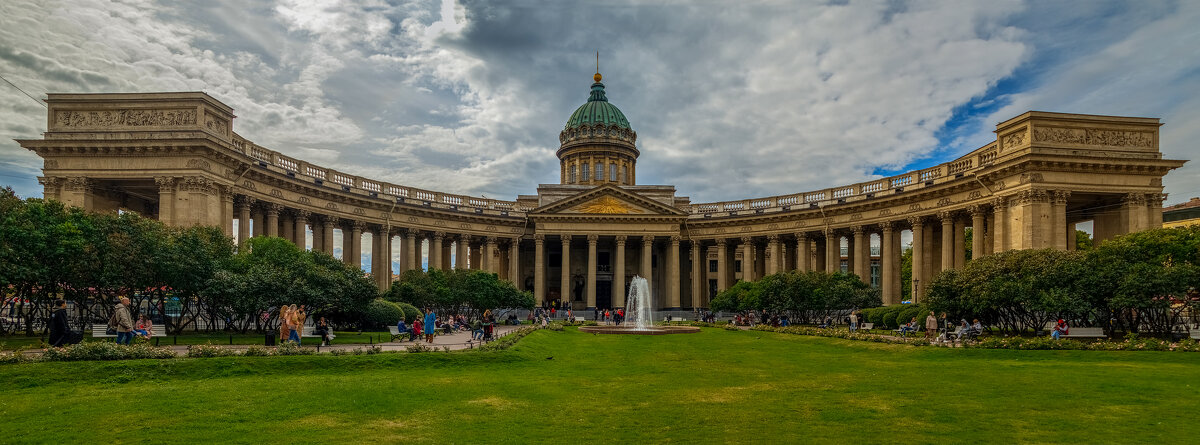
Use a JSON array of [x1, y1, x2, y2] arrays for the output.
[[1163, 197, 1200, 228]]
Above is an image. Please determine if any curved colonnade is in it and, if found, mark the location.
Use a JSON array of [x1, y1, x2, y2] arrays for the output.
[[21, 93, 1185, 309]]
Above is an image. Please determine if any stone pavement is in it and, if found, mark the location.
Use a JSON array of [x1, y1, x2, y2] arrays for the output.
[[21, 324, 525, 357]]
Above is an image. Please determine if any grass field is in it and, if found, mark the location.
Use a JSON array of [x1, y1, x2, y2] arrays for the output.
[[1, 327, 1197, 443]]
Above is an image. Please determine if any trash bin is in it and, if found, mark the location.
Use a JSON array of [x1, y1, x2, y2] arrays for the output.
[[265, 334, 276, 346]]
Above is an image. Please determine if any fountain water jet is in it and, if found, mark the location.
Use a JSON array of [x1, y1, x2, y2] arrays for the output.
[[578, 275, 699, 335]]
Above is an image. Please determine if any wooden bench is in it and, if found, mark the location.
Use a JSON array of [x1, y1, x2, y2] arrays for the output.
[[388, 325, 413, 342], [1190, 329, 1200, 341], [860, 323, 873, 331], [92, 324, 166, 345], [1061, 327, 1106, 339]]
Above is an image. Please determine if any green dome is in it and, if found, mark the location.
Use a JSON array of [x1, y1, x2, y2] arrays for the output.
[[565, 82, 631, 130]]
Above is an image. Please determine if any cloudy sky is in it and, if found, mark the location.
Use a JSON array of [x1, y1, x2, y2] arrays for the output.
[[1, 0, 1198, 208]]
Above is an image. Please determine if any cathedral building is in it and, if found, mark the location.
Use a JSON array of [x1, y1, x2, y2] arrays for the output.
[[19, 70, 1186, 309]]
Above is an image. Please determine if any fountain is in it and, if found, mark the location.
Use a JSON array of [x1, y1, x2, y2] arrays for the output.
[[578, 276, 700, 335]]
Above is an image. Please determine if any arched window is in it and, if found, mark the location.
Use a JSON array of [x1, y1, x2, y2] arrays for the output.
[[596, 163, 604, 182], [620, 165, 627, 184], [581, 162, 590, 182], [569, 164, 577, 183], [610, 162, 617, 181]]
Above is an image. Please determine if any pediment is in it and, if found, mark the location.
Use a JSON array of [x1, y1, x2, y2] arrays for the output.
[[532, 184, 686, 217]]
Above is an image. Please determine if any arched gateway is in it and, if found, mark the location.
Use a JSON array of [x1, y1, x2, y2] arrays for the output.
[[18, 74, 1186, 310]]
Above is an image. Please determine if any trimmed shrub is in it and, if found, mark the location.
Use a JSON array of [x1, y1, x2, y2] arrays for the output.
[[362, 298, 405, 329], [275, 342, 315, 356], [186, 344, 238, 358], [41, 342, 176, 361], [882, 310, 900, 329], [396, 302, 423, 323]]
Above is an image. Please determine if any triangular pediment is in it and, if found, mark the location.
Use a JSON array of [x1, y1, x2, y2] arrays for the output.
[[532, 184, 687, 217]]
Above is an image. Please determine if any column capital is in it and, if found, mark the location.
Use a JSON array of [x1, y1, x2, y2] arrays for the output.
[[294, 209, 311, 219], [967, 204, 986, 217], [880, 221, 895, 233], [794, 232, 808, 241], [218, 184, 234, 202], [715, 238, 726, 247], [642, 236, 654, 246], [404, 229, 417, 239], [1013, 189, 1050, 205], [352, 221, 366, 231], [1052, 190, 1072, 204], [37, 176, 61, 187], [510, 237, 521, 245], [670, 235, 681, 243], [586, 234, 599, 242], [560, 234, 573, 243], [907, 215, 925, 228], [459, 233, 472, 242], [533, 234, 545, 242], [766, 234, 779, 242], [991, 196, 1008, 210], [265, 203, 283, 216], [324, 215, 340, 226], [63, 176, 93, 192], [485, 236, 497, 244], [850, 225, 864, 235], [937, 210, 955, 224], [615, 235, 628, 243], [740, 236, 753, 244], [153, 176, 176, 189], [431, 231, 444, 240], [1146, 192, 1167, 208]]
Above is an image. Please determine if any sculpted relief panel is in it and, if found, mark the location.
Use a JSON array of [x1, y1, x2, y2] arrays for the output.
[[54, 109, 197, 129], [1033, 127, 1154, 149]]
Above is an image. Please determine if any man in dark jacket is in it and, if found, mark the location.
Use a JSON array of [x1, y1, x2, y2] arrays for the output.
[[48, 299, 70, 347]]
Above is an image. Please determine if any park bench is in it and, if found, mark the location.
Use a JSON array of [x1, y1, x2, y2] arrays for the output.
[[300, 325, 322, 341], [1061, 327, 1106, 339], [388, 326, 413, 342], [1190, 328, 1200, 341], [91, 324, 166, 346], [860, 323, 873, 331], [893, 324, 917, 337]]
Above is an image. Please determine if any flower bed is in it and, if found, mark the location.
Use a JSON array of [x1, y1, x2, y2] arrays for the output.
[[751, 325, 931, 346]]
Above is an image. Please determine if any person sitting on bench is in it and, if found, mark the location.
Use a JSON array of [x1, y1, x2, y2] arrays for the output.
[[899, 318, 918, 335], [133, 314, 154, 340], [1051, 319, 1069, 340]]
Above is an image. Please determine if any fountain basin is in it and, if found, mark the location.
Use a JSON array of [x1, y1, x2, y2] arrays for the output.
[[578, 325, 701, 335]]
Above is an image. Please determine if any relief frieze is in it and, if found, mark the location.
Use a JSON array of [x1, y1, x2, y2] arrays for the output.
[[1032, 127, 1153, 148], [55, 109, 197, 128]]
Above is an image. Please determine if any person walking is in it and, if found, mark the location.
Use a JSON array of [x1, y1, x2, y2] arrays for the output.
[[287, 304, 302, 345], [48, 299, 70, 347], [849, 311, 859, 332], [423, 307, 436, 343], [279, 306, 290, 343], [925, 311, 938, 340], [109, 297, 134, 345]]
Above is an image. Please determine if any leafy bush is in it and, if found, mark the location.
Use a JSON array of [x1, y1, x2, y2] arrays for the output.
[[0, 350, 31, 364], [882, 309, 900, 329], [41, 342, 176, 361], [186, 343, 238, 358], [275, 342, 315, 356], [362, 298, 405, 329], [242, 345, 271, 357], [405, 343, 434, 353], [751, 325, 931, 347], [395, 302, 422, 323]]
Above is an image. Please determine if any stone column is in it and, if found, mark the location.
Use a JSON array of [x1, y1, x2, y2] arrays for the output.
[[992, 197, 1008, 253], [405, 231, 418, 272], [441, 242, 453, 271], [766, 235, 780, 276], [690, 240, 702, 309], [251, 206, 265, 238], [909, 216, 925, 301], [586, 234, 598, 309], [795, 233, 810, 272], [940, 211, 954, 272], [1067, 222, 1077, 251], [740, 236, 754, 283], [430, 232, 444, 270], [156, 177, 176, 226], [485, 237, 498, 273], [294, 210, 309, 249], [508, 238, 520, 284], [953, 217, 966, 269], [881, 222, 896, 304], [236, 195, 252, 249], [219, 185, 234, 237], [322, 216, 336, 254], [668, 236, 681, 309], [350, 222, 364, 270], [641, 236, 654, 285], [265, 204, 281, 237], [534, 235, 546, 304], [469, 242, 481, 269], [813, 234, 826, 272], [281, 212, 294, 242], [970, 205, 986, 260], [1148, 193, 1165, 228], [456, 235, 470, 269], [852, 226, 868, 283], [825, 230, 839, 273], [614, 236, 627, 307], [374, 226, 391, 289], [845, 233, 856, 276], [1052, 191, 1070, 250], [716, 239, 728, 292], [561, 235, 572, 306]]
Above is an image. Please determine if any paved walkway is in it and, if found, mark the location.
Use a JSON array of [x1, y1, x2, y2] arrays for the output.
[[19, 325, 525, 357]]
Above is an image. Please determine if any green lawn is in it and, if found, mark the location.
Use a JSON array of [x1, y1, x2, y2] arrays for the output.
[[1, 327, 1197, 443]]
